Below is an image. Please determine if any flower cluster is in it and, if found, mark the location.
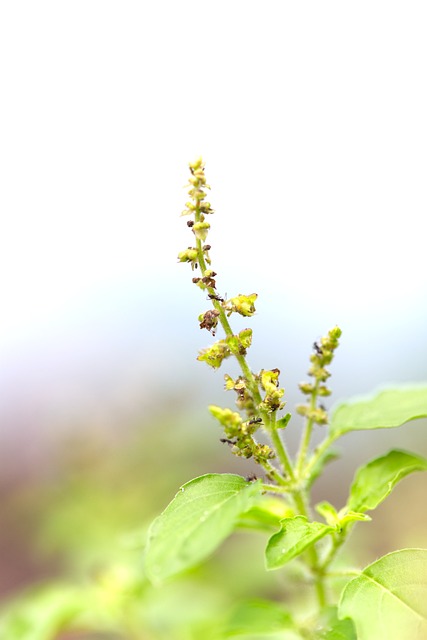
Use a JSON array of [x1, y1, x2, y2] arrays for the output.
[[209, 405, 275, 464], [296, 326, 342, 425], [178, 158, 290, 476]]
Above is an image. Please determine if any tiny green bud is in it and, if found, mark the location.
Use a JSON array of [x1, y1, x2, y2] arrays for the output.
[[189, 157, 204, 172], [308, 407, 328, 425], [253, 443, 275, 464], [224, 374, 236, 390], [308, 365, 331, 381], [260, 369, 280, 393], [198, 340, 231, 368], [299, 382, 314, 395], [318, 385, 332, 396], [225, 293, 258, 317], [209, 405, 242, 430], [238, 328, 253, 350], [188, 188, 207, 201], [192, 220, 210, 241], [178, 247, 198, 268], [296, 404, 309, 417]]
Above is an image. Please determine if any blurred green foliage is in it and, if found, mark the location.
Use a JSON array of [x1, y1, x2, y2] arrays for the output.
[[1, 403, 426, 639]]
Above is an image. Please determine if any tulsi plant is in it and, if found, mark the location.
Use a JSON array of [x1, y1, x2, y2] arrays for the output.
[[144, 158, 427, 640]]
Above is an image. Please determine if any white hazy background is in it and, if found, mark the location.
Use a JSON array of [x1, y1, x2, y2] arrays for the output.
[[1, 2, 427, 458]]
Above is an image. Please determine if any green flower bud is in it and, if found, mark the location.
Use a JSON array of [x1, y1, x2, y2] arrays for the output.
[[225, 329, 253, 356], [318, 385, 332, 396], [308, 365, 331, 381], [198, 340, 231, 368], [224, 374, 236, 390], [308, 407, 328, 425], [209, 405, 242, 430], [188, 188, 207, 201], [178, 248, 198, 268], [296, 404, 309, 417], [189, 157, 204, 172], [192, 220, 210, 241], [299, 382, 314, 395], [260, 369, 280, 393], [225, 293, 258, 317], [253, 443, 275, 464], [238, 328, 253, 350]]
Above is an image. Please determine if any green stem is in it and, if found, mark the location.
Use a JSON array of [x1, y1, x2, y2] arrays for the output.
[[194, 209, 295, 482], [261, 482, 291, 493], [293, 490, 327, 608], [303, 431, 340, 479], [269, 425, 295, 480]]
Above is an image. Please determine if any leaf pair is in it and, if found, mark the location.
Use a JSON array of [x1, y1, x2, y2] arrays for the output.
[[145, 442, 427, 581]]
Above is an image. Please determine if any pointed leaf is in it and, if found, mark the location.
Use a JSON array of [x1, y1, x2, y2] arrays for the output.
[[145, 473, 263, 583], [315, 502, 370, 529], [339, 548, 427, 640], [348, 449, 427, 513], [330, 384, 427, 436], [265, 516, 333, 570], [277, 413, 291, 429]]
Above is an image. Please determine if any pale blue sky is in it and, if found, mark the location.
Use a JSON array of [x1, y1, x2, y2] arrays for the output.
[[1, 2, 426, 429]]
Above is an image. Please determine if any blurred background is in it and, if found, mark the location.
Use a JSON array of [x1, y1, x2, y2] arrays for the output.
[[1, 1, 427, 637]]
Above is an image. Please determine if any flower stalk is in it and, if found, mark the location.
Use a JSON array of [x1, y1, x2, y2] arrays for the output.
[[178, 157, 343, 610]]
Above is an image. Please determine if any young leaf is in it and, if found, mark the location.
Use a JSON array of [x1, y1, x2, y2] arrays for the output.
[[330, 384, 427, 436], [144, 473, 263, 583], [265, 516, 333, 570], [347, 449, 427, 513], [315, 502, 370, 530], [339, 548, 427, 640]]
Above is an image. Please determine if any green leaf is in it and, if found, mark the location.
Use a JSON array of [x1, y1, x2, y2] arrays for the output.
[[265, 516, 333, 570], [224, 599, 297, 638], [0, 585, 92, 640], [237, 497, 294, 531], [348, 449, 427, 513], [330, 384, 427, 436], [318, 606, 357, 639], [339, 548, 427, 640], [315, 502, 370, 529], [277, 413, 291, 429], [144, 474, 263, 583]]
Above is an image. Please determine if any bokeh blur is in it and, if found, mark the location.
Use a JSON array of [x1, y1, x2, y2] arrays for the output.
[[1, 2, 427, 637]]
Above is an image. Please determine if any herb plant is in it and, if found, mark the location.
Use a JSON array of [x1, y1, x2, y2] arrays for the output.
[[1, 158, 427, 640], [144, 158, 427, 640]]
